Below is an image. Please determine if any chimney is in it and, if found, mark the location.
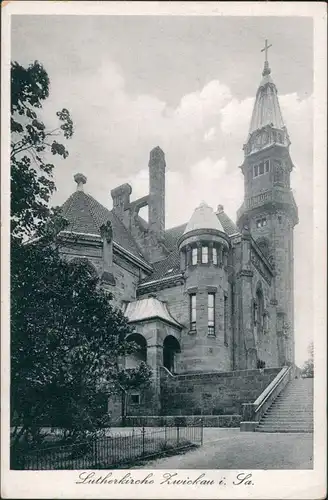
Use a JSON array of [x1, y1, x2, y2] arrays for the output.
[[148, 146, 165, 241], [111, 183, 132, 221]]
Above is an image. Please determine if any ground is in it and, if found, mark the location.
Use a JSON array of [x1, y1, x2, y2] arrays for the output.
[[126, 428, 313, 470]]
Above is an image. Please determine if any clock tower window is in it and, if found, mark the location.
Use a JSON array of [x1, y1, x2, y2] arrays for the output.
[[253, 159, 270, 178]]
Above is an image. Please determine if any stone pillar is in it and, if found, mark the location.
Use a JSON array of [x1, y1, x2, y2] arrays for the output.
[[100, 221, 116, 286], [186, 245, 191, 267], [111, 184, 132, 222], [147, 343, 163, 414], [180, 248, 186, 272], [196, 241, 202, 264], [208, 241, 214, 264], [240, 229, 257, 369]]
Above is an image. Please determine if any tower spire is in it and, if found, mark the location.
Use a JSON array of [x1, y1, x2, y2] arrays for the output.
[[261, 39, 272, 76]]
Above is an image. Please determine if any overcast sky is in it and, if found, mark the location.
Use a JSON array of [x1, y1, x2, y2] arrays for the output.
[[11, 15, 313, 364]]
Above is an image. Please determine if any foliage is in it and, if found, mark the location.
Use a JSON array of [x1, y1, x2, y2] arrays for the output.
[[300, 342, 314, 378], [11, 243, 137, 450], [110, 361, 153, 424], [10, 61, 152, 460], [11, 60, 73, 241]]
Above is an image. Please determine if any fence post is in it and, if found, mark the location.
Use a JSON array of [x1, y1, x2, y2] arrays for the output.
[[176, 422, 180, 446], [142, 425, 145, 455], [200, 418, 204, 446]]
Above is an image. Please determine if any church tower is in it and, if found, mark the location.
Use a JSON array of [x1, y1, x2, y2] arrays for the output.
[[237, 41, 298, 364]]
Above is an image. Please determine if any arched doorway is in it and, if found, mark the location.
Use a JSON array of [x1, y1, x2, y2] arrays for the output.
[[163, 336, 181, 373], [125, 333, 147, 369]]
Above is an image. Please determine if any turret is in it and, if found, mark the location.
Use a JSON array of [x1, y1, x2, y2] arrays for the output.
[[177, 202, 232, 372]]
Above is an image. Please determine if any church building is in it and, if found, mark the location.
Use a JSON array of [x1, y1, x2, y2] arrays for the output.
[[57, 51, 298, 419]]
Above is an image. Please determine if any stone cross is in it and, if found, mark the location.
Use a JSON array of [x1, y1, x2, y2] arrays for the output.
[[261, 39, 272, 62]]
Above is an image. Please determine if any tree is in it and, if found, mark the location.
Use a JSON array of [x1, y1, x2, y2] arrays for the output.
[[301, 342, 314, 378], [11, 247, 139, 450], [112, 362, 153, 425], [10, 62, 152, 464], [11, 60, 73, 241]]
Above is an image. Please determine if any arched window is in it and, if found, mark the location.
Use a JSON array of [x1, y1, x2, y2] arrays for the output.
[[163, 336, 181, 373], [68, 257, 98, 279]]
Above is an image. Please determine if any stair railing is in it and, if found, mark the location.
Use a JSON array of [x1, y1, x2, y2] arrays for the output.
[[241, 365, 295, 430]]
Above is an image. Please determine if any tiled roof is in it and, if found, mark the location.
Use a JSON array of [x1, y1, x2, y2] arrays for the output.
[[140, 248, 181, 284], [164, 223, 186, 250], [139, 208, 239, 286], [216, 210, 239, 236], [60, 191, 146, 262]]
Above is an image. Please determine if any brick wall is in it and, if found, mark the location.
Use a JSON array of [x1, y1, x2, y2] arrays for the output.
[[160, 367, 280, 416]]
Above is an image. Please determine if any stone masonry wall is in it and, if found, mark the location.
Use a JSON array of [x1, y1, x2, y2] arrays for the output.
[[160, 367, 280, 416]]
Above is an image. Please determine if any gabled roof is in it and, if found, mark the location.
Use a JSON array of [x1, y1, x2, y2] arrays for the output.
[[183, 202, 224, 235], [60, 190, 146, 262], [125, 297, 182, 328]]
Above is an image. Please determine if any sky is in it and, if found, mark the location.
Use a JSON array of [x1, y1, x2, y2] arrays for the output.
[[11, 15, 313, 364]]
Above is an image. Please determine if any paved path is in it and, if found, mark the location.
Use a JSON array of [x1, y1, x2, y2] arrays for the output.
[[132, 429, 313, 470]]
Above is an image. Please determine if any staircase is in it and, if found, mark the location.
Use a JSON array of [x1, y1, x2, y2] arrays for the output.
[[256, 378, 313, 433]]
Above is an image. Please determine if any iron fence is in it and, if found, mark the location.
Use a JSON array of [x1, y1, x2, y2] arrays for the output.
[[11, 423, 203, 470]]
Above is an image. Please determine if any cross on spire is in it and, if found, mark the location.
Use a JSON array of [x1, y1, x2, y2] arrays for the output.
[[261, 39, 272, 63], [261, 39, 272, 76]]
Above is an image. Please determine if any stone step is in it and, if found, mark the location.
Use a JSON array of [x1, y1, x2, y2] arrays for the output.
[[271, 408, 313, 412], [256, 428, 313, 433], [258, 422, 313, 428], [261, 420, 313, 425], [264, 414, 313, 419]]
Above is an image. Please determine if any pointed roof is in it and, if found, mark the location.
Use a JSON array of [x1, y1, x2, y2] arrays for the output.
[[248, 60, 285, 135], [60, 175, 146, 262], [183, 201, 225, 235], [124, 297, 182, 328]]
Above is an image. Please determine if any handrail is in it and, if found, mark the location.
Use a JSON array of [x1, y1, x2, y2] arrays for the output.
[[254, 366, 290, 413], [241, 364, 295, 429]]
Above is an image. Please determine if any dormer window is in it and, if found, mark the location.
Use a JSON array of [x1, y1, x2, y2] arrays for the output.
[[192, 247, 198, 265], [202, 246, 208, 264]]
